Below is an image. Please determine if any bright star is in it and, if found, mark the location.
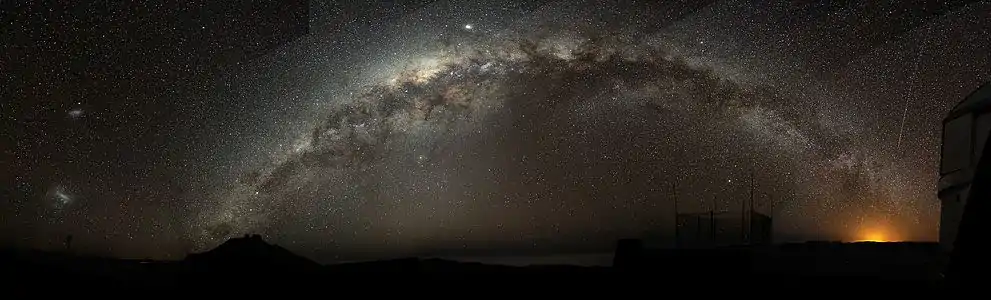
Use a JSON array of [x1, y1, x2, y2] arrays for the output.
[[464, 24, 473, 30]]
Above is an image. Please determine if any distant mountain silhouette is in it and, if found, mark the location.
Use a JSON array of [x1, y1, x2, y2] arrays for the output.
[[184, 234, 317, 270], [0, 240, 950, 290]]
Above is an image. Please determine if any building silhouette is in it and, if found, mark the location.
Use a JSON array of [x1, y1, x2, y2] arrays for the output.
[[675, 208, 773, 248], [673, 174, 774, 248], [938, 82, 991, 252]]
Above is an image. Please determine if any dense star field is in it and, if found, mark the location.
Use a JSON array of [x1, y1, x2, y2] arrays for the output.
[[4, 0, 991, 261]]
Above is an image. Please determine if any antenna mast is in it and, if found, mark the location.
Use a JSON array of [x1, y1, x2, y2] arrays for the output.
[[749, 167, 756, 243], [673, 181, 679, 247]]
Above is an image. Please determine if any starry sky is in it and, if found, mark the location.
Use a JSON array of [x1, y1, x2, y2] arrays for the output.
[[3, 0, 990, 262]]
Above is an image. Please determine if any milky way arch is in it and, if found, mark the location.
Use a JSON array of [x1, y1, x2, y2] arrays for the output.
[[185, 2, 931, 259]]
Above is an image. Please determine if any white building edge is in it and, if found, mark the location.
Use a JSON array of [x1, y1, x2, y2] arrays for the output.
[[939, 82, 991, 252]]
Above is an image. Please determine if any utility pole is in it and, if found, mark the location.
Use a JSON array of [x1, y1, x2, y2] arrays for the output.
[[769, 194, 775, 244], [710, 210, 715, 245], [673, 181, 679, 248], [748, 169, 755, 244], [696, 215, 702, 246], [769, 194, 774, 215], [741, 192, 746, 244], [749, 169, 755, 214], [710, 199, 716, 245]]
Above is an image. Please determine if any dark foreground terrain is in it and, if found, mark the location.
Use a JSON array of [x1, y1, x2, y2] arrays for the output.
[[1, 235, 947, 291]]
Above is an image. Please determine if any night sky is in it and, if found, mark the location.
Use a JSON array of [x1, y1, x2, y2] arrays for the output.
[[3, 0, 990, 262]]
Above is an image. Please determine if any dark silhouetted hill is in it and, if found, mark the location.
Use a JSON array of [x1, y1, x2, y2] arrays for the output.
[[0, 239, 951, 290], [185, 234, 317, 269]]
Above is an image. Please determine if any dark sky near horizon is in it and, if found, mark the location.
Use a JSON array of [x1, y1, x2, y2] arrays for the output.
[[2, 0, 990, 262]]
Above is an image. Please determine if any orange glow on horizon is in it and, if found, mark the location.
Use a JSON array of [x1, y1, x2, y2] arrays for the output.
[[852, 224, 901, 243]]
